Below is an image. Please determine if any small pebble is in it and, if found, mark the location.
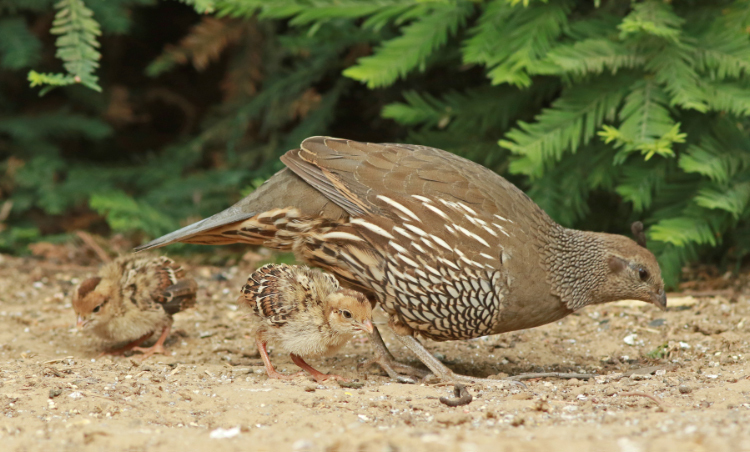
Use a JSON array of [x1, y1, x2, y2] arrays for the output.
[[533, 399, 550, 412], [209, 426, 240, 439], [649, 318, 666, 327], [511, 392, 532, 400], [679, 385, 692, 394], [510, 415, 525, 427], [48, 388, 62, 398], [337, 380, 364, 389]]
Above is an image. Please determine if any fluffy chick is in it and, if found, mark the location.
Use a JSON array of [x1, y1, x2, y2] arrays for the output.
[[72, 254, 197, 359], [239, 263, 373, 382]]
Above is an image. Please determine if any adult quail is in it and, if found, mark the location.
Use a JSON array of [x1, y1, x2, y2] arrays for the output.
[[73, 254, 197, 359], [136, 137, 665, 382], [239, 263, 373, 382]]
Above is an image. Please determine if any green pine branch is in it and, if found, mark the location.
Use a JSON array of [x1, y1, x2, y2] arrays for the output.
[[28, 0, 102, 94], [695, 182, 750, 219], [704, 80, 750, 117], [618, 1, 683, 43], [90, 190, 179, 239], [343, 2, 473, 88], [0, 17, 42, 69], [679, 121, 750, 184], [648, 46, 708, 112], [545, 38, 645, 76], [693, 25, 750, 80], [649, 217, 718, 247], [462, 0, 570, 87], [501, 73, 631, 178], [614, 160, 666, 212], [598, 78, 685, 161]]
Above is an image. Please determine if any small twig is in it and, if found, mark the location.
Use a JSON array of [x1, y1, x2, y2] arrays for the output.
[[439, 384, 473, 407], [212, 347, 259, 358], [632, 326, 661, 334], [43, 356, 75, 364], [80, 391, 138, 409], [508, 372, 596, 381], [44, 367, 65, 378], [75, 231, 112, 263], [169, 365, 184, 377], [619, 365, 669, 379], [618, 392, 666, 411]]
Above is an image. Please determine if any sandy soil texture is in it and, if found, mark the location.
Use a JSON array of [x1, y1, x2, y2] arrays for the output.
[[1, 252, 750, 452]]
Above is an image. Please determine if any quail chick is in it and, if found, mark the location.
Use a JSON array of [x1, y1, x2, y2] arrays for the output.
[[239, 263, 373, 382], [73, 254, 197, 359]]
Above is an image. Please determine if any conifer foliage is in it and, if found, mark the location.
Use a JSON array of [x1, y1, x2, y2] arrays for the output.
[[29, 0, 102, 93], [5, 0, 750, 284]]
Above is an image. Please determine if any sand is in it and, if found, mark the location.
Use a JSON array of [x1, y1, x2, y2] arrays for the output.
[[1, 253, 749, 452]]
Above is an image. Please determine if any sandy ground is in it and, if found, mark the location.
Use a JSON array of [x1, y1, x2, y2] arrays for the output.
[[1, 251, 750, 452]]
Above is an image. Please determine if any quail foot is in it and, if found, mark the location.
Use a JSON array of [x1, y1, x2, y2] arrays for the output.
[[137, 137, 666, 383], [73, 254, 197, 359], [239, 263, 373, 382]]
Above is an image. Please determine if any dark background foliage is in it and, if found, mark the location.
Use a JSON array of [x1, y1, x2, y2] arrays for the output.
[[3, 0, 750, 286]]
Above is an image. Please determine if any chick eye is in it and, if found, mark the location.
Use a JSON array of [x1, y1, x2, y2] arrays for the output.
[[638, 268, 649, 282], [92, 305, 102, 313], [341, 310, 352, 319]]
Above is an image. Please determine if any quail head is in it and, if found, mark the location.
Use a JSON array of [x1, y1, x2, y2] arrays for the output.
[[239, 263, 373, 382], [73, 254, 197, 359]]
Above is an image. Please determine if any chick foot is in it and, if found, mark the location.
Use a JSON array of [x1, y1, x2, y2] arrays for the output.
[[132, 325, 171, 360], [98, 332, 153, 358], [256, 337, 309, 380], [290, 354, 348, 383], [265, 369, 308, 380]]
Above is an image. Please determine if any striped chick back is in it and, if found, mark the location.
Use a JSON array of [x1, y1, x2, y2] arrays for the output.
[[239, 263, 340, 327]]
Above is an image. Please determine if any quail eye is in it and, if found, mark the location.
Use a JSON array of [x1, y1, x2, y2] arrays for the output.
[[341, 310, 352, 319], [638, 268, 649, 282], [92, 305, 102, 313]]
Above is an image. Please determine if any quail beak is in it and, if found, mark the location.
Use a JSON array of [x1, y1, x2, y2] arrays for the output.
[[76, 315, 87, 329], [650, 289, 667, 311], [360, 320, 374, 335]]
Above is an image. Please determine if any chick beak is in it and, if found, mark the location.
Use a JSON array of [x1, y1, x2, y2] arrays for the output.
[[76, 315, 86, 329], [651, 289, 667, 311], [360, 320, 374, 334]]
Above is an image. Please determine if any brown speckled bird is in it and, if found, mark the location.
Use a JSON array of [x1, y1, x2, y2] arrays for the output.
[[73, 254, 197, 359], [136, 137, 665, 383], [239, 263, 373, 382]]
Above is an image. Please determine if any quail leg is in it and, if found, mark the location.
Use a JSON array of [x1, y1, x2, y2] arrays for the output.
[[99, 332, 153, 357], [395, 334, 526, 388], [132, 324, 171, 360], [358, 325, 431, 383], [290, 354, 348, 383], [256, 336, 305, 380]]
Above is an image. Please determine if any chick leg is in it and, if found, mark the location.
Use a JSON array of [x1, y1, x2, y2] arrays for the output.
[[358, 325, 431, 383], [256, 336, 305, 380], [132, 324, 171, 360], [290, 354, 348, 383], [99, 332, 153, 357]]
